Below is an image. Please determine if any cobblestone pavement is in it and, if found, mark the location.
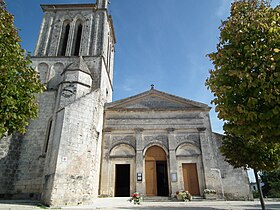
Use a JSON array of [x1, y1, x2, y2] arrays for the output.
[[0, 198, 279, 210]]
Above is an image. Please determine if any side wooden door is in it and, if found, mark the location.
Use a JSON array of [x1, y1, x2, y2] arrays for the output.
[[182, 163, 200, 196]]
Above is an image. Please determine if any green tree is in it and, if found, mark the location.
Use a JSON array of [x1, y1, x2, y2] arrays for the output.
[[206, 0, 280, 209], [0, 1, 44, 138], [206, 0, 280, 171], [260, 168, 280, 198], [220, 135, 280, 171]]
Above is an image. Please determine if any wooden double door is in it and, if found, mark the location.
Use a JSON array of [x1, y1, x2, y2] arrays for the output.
[[182, 163, 200, 196], [145, 146, 169, 196]]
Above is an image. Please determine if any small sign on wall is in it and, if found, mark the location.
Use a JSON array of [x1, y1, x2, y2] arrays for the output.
[[171, 173, 177, 182], [137, 173, 142, 181]]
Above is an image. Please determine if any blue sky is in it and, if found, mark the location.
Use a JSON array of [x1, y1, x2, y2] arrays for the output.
[[6, 0, 280, 136]]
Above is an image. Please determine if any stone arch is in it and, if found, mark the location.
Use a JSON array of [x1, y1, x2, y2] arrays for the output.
[[73, 14, 86, 23], [59, 15, 72, 23], [51, 62, 64, 76], [110, 143, 135, 158], [38, 63, 49, 84], [145, 145, 167, 161], [144, 145, 169, 196], [176, 143, 204, 196], [47, 62, 64, 90], [107, 143, 136, 197], [175, 143, 201, 157], [143, 143, 168, 157]]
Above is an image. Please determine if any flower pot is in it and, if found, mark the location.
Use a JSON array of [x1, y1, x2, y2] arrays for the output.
[[204, 193, 217, 200], [176, 191, 192, 202]]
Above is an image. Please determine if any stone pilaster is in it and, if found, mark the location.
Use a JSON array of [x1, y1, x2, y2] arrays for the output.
[[65, 21, 75, 56], [34, 13, 47, 56], [198, 127, 216, 190], [81, 15, 93, 55], [97, 0, 108, 9], [48, 19, 63, 56], [43, 16, 54, 56], [167, 128, 178, 196], [135, 128, 144, 194], [99, 130, 112, 196]]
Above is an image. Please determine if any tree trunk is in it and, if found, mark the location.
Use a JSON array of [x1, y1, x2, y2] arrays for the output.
[[254, 169, 266, 210]]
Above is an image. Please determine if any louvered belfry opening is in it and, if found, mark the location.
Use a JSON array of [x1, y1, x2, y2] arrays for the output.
[[58, 22, 70, 56], [72, 23, 83, 56]]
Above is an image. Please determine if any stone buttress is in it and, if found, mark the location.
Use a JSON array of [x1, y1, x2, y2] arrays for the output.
[[0, 0, 116, 206]]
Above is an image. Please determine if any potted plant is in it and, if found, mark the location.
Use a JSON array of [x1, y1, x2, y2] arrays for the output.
[[129, 192, 142, 204], [176, 190, 192, 202], [203, 189, 217, 200]]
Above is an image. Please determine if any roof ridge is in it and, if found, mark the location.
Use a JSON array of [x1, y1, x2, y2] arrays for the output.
[[106, 88, 210, 110]]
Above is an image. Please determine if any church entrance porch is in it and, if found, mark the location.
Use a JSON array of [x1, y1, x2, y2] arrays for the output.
[[115, 164, 130, 197], [145, 146, 169, 196]]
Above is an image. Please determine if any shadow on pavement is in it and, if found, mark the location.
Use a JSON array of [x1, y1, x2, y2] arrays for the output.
[[0, 200, 45, 208], [115, 207, 217, 210], [240, 203, 280, 209]]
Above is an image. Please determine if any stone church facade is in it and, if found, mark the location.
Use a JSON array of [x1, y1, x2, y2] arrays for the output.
[[0, 0, 251, 206]]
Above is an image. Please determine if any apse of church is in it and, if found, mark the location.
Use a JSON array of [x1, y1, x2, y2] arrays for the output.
[[0, 0, 252, 207]]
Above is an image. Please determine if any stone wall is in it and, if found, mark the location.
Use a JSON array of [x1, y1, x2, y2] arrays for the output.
[[41, 90, 105, 206], [35, 5, 96, 57], [0, 135, 22, 198], [100, 90, 252, 200], [1, 1, 114, 205], [100, 103, 213, 197], [0, 92, 56, 199], [212, 133, 253, 200], [34, 4, 115, 73]]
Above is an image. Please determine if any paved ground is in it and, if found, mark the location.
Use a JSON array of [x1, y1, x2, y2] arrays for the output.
[[0, 198, 279, 210]]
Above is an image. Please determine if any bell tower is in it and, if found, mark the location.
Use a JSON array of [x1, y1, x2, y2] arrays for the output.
[[30, 0, 116, 206], [33, 0, 115, 103]]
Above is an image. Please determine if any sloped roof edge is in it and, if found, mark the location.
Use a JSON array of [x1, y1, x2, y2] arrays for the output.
[[106, 88, 211, 110]]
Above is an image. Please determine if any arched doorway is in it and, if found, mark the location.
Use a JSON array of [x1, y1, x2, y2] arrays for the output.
[[145, 146, 169, 196], [110, 144, 135, 197], [176, 143, 202, 196]]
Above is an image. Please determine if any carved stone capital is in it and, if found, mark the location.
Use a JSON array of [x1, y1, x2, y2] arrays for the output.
[[166, 128, 175, 133], [134, 128, 144, 133]]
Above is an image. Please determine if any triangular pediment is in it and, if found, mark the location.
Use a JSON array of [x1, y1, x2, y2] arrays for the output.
[[106, 89, 210, 110]]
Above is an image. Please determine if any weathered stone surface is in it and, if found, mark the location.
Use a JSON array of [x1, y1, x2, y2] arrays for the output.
[[212, 133, 252, 200], [0, 0, 115, 206], [0, 91, 56, 199], [100, 89, 252, 200], [0, 0, 252, 206]]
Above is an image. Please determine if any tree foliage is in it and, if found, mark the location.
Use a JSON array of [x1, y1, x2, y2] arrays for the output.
[[260, 168, 280, 198], [220, 135, 280, 170], [206, 0, 280, 171], [0, 1, 44, 138]]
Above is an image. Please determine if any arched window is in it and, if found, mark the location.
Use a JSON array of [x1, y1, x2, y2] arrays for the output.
[[72, 22, 83, 56], [58, 21, 70, 56], [43, 118, 53, 154], [106, 35, 111, 73]]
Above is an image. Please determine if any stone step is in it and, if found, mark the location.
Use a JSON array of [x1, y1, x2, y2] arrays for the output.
[[192, 196, 205, 201], [143, 196, 205, 202], [143, 196, 173, 202]]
